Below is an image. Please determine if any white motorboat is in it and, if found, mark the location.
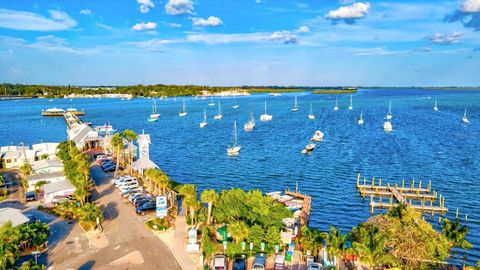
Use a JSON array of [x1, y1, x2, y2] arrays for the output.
[[200, 108, 208, 128], [384, 121, 393, 132], [291, 96, 299, 112], [302, 143, 316, 154], [179, 98, 187, 117], [311, 130, 324, 142], [358, 110, 364, 125], [386, 101, 392, 120], [434, 98, 438, 112], [227, 121, 241, 155], [244, 111, 255, 131], [260, 100, 273, 121], [269, 93, 283, 96], [214, 102, 223, 120], [308, 103, 315, 120], [149, 100, 160, 119], [348, 95, 353, 110], [334, 98, 339, 111], [463, 109, 469, 124], [233, 105, 240, 109]]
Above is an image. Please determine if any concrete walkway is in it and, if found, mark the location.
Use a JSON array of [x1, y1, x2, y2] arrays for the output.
[[171, 206, 202, 270]]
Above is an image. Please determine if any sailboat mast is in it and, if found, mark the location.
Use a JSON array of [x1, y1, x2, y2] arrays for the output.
[[203, 108, 206, 121], [264, 100, 267, 114], [350, 95, 353, 106], [388, 101, 392, 114], [218, 102, 221, 114], [233, 121, 238, 146], [183, 98, 186, 112]]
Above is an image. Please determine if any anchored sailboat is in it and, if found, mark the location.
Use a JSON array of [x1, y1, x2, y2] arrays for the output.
[[334, 98, 339, 111], [349, 95, 353, 110], [358, 110, 364, 125], [244, 111, 255, 131], [385, 101, 392, 120], [463, 109, 469, 124], [179, 98, 188, 117], [233, 98, 240, 109], [291, 96, 299, 112], [214, 102, 223, 120], [227, 121, 241, 155], [260, 100, 273, 121], [434, 98, 438, 112], [308, 103, 315, 120], [148, 100, 160, 121], [200, 108, 208, 128], [208, 96, 215, 106]]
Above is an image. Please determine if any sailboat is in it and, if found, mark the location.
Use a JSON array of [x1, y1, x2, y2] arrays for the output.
[[348, 95, 353, 110], [385, 101, 392, 120], [214, 102, 223, 119], [149, 100, 160, 120], [233, 98, 240, 109], [200, 108, 208, 128], [208, 96, 215, 106], [334, 98, 339, 111], [227, 121, 241, 155], [434, 98, 438, 112], [308, 103, 315, 120], [358, 110, 364, 125], [260, 100, 273, 121], [384, 121, 393, 132], [463, 109, 469, 124], [179, 98, 188, 117], [244, 111, 255, 131], [291, 96, 299, 112]]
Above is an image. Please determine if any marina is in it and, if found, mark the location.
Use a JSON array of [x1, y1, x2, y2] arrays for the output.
[[42, 108, 85, 116]]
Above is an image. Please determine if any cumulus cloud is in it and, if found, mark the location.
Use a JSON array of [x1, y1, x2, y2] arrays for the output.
[[326, 2, 370, 24], [192, 16, 223, 27], [428, 32, 463, 45], [297, 26, 310, 33], [269, 31, 297, 44], [132, 22, 157, 31], [169, 23, 182, 28], [446, 0, 480, 31], [0, 9, 77, 31], [79, 9, 92, 16], [462, 0, 480, 12], [137, 0, 155, 13], [165, 0, 194, 15]]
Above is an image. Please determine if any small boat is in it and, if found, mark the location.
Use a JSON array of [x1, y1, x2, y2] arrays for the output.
[[208, 96, 215, 106], [269, 93, 283, 97], [200, 108, 208, 128], [434, 98, 438, 112], [291, 96, 299, 112], [97, 123, 117, 133], [149, 100, 160, 120], [244, 111, 255, 131], [147, 117, 158, 122], [302, 143, 316, 154], [311, 130, 324, 142], [233, 105, 240, 109], [463, 109, 469, 124], [49, 99, 53, 102], [179, 98, 187, 117], [227, 121, 241, 155], [260, 100, 273, 121], [214, 102, 223, 120], [386, 101, 392, 120], [348, 95, 353, 110], [334, 98, 339, 111], [358, 110, 364, 125], [308, 103, 315, 120], [384, 121, 392, 132]]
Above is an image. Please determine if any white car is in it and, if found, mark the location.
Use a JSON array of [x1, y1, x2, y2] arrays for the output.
[[118, 182, 140, 192], [128, 193, 146, 201], [115, 178, 138, 187]]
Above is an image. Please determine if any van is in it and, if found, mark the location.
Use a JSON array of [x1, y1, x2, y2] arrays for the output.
[[252, 253, 266, 270], [274, 254, 285, 270]]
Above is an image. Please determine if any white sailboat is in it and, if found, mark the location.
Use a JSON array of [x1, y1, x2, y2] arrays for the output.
[[291, 96, 299, 112], [463, 109, 469, 124], [179, 98, 187, 117], [208, 96, 215, 106], [227, 121, 241, 155], [260, 100, 273, 121], [149, 100, 160, 119], [308, 103, 315, 120], [384, 121, 393, 132], [348, 95, 353, 110], [233, 98, 240, 109], [358, 110, 364, 125], [214, 102, 223, 119], [200, 108, 208, 128], [244, 111, 255, 131], [434, 98, 438, 112], [385, 101, 392, 120], [334, 98, 339, 111]]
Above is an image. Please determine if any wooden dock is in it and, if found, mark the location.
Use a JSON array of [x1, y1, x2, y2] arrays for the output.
[[63, 112, 84, 129], [285, 189, 311, 226], [356, 174, 448, 215]]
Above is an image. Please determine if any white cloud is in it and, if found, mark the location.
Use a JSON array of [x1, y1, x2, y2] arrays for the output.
[[169, 23, 182, 28], [269, 31, 297, 44], [0, 35, 102, 55], [127, 38, 178, 51], [165, 0, 194, 15], [326, 2, 370, 21], [132, 22, 157, 31], [297, 26, 310, 33], [0, 8, 77, 31], [192, 16, 223, 27], [137, 0, 155, 13], [428, 32, 463, 45], [462, 0, 480, 12], [79, 9, 92, 16]]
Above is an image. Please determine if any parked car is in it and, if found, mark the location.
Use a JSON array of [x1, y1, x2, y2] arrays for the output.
[[103, 166, 116, 173], [118, 182, 139, 190], [120, 187, 143, 197], [274, 254, 285, 270], [25, 214, 39, 224], [115, 177, 137, 187], [25, 191, 36, 201], [132, 194, 153, 204], [101, 160, 115, 167], [133, 198, 154, 207], [307, 263, 323, 270], [233, 256, 246, 270], [135, 202, 156, 215], [101, 162, 116, 169], [211, 255, 227, 270], [96, 155, 109, 163], [128, 192, 145, 201], [252, 253, 266, 270], [113, 176, 136, 186]]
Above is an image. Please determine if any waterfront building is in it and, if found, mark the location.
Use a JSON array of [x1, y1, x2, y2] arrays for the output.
[[31, 159, 64, 174], [43, 180, 76, 204], [26, 171, 66, 192]]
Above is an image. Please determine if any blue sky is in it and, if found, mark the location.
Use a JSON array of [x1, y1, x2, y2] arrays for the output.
[[0, 0, 479, 86]]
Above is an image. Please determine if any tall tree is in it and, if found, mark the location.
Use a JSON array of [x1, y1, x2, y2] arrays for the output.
[[122, 129, 138, 173], [229, 221, 250, 244], [442, 217, 472, 250], [321, 226, 348, 270], [200, 189, 218, 224], [110, 133, 124, 176]]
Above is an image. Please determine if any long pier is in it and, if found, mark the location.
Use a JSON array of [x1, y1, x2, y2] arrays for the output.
[[285, 190, 311, 226], [63, 112, 83, 129], [356, 174, 448, 215]]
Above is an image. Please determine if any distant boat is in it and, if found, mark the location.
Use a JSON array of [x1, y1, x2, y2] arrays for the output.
[[308, 103, 315, 120], [200, 108, 207, 128], [384, 121, 392, 132], [358, 110, 364, 125], [348, 95, 353, 110], [386, 101, 392, 120], [214, 102, 223, 120], [179, 98, 187, 117], [227, 121, 241, 155], [49, 99, 53, 102], [244, 111, 255, 131], [311, 130, 324, 142], [302, 143, 316, 154], [269, 93, 282, 97], [291, 96, 299, 112], [463, 109, 469, 124], [434, 98, 438, 112], [334, 98, 339, 111], [233, 98, 240, 109], [260, 100, 273, 121], [208, 96, 215, 106], [149, 100, 160, 120]]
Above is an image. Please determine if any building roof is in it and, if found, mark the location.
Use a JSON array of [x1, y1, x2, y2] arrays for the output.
[[133, 157, 158, 171], [0, 208, 29, 227], [27, 171, 65, 182], [31, 159, 64, 171], [137, 133, 151, 144], [0, 145, 29, 154], [3, 151, 21, 159], [70, 124, 98, 145], [43, 180, 75, 194], [32, 142, 59, 154]]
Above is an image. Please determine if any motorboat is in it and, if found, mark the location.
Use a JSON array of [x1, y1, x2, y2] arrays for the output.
[[311, 130, 324, 142], [384, 121, 393, 132], [302, 143, 316, 154]]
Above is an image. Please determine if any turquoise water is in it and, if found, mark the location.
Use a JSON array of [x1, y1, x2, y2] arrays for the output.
[[1, 88, 479, 265]]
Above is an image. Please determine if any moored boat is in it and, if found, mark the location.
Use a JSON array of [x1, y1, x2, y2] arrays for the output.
[[311, 130, 324, 142], [227, 121, 241, 155], [260, 100, 273, 121]]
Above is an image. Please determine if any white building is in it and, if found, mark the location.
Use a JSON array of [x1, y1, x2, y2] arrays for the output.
[[68, 123, 100, 149], [0, 208, 29, 227], [26, 172, 66, 192], [31, 159, 64, 174], [43, 180, 76, 204], [1, 149, 36, 169], [32, 142, 59, 160]]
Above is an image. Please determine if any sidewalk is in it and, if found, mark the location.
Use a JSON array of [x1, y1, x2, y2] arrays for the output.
[[171, 206, 202, 270]]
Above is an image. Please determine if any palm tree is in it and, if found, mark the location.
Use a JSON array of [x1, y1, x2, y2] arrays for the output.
[[122, 129, 138, 174], [352, 224, 396, 267], [110, 133, 124, 177], [179, 184, 198, 226], [229, 221, 250, 243], [442, 217, 472, 250], [200, 189, 218, 224], [144, 168, 157, 194], [20, 162, 32, 177], [300, 226, 323, 257], [321, 226, 348, 270]]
